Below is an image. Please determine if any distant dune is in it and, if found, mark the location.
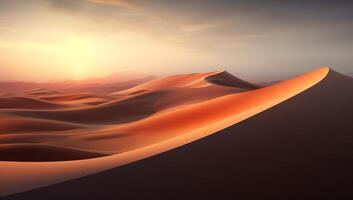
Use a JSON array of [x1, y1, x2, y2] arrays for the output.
[[0, 70, 262, 156], [0, 74, 154, 94], [1, 67, 345, 199], [1, 70, 254, 126], [0, 96, 67, 110]]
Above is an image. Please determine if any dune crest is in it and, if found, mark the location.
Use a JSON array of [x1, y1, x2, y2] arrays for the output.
[[0, 67, 329, 197], [205, 70, 261, 89]]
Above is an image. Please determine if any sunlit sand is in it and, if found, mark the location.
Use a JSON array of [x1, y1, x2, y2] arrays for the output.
[[0, 67, 329, 196]]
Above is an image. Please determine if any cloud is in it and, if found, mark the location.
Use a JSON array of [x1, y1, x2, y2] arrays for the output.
[[48, 0, 136, 12], [43, 0, 353, 40], [48, 0, 84, 11], [46, 0, 139, 16], [87, 0, 136, 8]]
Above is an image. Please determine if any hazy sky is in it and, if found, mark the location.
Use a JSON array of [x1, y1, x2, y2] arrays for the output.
[[0, 0, 352, 81]]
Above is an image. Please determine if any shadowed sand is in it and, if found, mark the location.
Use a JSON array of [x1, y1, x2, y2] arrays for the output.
[[0, 96, 67, 109], [0, 144, 107, 162], [206, 70, 261, 89], [0, 67, 332, 197]]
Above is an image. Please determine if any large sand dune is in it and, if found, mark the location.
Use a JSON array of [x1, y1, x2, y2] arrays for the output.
[[0, 67, 338, 198], [0, 70, 261, 160], [0, 70, 260, 157]]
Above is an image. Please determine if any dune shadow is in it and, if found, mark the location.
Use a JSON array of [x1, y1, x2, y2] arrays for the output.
[[4, 91, 168, 125], [0, 144, 109, 162], [206, 71, 261, 89]]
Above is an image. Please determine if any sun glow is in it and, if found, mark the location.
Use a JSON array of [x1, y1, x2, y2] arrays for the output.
[[56, 37, 100, 79], [72, 66, 88, 78], [0, 28, 205, 81]]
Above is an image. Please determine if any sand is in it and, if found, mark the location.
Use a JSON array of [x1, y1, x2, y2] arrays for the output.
[[0, 67, 332, 197]]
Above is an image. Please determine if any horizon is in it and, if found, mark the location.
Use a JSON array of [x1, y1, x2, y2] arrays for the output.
[[0, 66, 338, 84]]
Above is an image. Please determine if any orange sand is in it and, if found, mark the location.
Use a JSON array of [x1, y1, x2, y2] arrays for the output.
[[0, 67, 329, 196]]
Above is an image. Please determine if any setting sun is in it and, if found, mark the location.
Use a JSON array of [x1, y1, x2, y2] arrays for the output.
[[72, 66, 88, 78], [57, 38, 97, 78]]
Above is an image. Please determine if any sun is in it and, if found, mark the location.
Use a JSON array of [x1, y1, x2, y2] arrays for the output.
[[72, 66, 87, 78], [56, 37, 98, 79]]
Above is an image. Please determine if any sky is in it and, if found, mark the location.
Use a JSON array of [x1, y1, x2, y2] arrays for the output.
[[0, 0, 353, 81]]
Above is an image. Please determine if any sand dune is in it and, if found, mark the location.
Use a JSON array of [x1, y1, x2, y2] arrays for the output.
[[38, 93, 113, 106], [21, 88, 60, 97], [19, 67, 350, 200], [38, 93, 110, 101], [1, 71, 252, 125], [0, 71, 261, 154], [205, 70, 261, 89], [0, 144, 107, 162], [0, 96, 68, 110], [0, 67, 330, 197], [22, 89, 113, 106], [2, 91, 167, 124], [0, 114, 83, 134], [113, 70, 257, 95], [0, 75, 154, 94]]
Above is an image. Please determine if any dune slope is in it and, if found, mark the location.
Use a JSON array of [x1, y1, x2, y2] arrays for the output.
[[205, 70, 261, 89], [0, 96, 66, 109], [0, 114, 82, 134]]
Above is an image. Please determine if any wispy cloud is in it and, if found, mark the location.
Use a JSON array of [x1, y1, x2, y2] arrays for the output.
[[48, 0, 83, 12], [48, 0, 136, 12], [87, 0, 136, 8]]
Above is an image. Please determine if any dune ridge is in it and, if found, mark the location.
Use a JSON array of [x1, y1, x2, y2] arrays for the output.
[[205, 70, 261, 89], [21, 88, 59, 97], [0, 67, 329, 197]]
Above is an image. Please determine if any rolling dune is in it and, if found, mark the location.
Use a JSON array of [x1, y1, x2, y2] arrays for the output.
[[0, 75, 154, 94], [21, 88, 59, 97], [23, 67, 350, 200], [0, 144, 107, 162], [38, 93, 112, 105], [0, 70, 262, 154], [0, 67, 330, 197], [1, 71, 254, 125], [0, 114, 83, 134], [0, 96, 67, 110]]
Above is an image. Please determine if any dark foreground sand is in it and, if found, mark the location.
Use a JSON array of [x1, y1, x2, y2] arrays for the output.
[[2, 69, 352, 199]]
